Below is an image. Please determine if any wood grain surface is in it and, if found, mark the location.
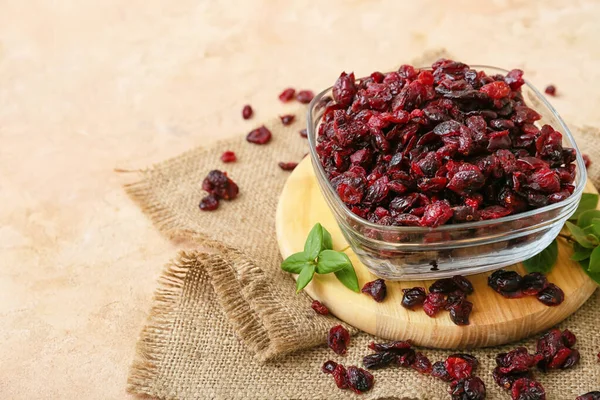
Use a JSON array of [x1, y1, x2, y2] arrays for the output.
[[276, 157, 598, 348]]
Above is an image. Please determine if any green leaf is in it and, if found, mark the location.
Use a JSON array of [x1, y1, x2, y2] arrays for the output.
[[296, 263, 315, 292], [334, 265, 360, 293], [304, 223, 325, 260], [569, 193, 599, 221], [316, 250, 351, 274], [322, 228, 333, 251], [588, 246, 600, 273], [571, 243, 593, 261], [591, 218, 600, 236], [281, 252, 312, 274], [566, 221, 598, 248], [577, 209, 600, 228], [578, 259, 600, 285], [523, 239, 558, 273]]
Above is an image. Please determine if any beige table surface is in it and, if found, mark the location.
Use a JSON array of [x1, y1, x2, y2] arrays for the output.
[[1, 1, 599, 398]]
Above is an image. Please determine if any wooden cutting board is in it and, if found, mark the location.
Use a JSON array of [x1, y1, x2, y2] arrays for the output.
[[275, 157, 598, 349]]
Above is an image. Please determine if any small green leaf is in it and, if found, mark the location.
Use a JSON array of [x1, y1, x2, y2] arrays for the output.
[[281, 252, 312, 274], [569, 193, 599, 221], [591, 218, 600, 236], [577, 209, 600, 228], [523, 239, 558, 273], [296, 263, 315, 292], [316, 250, 351, 274], [566, 221, 598, 248], [571, 242, 593, 261], [334, 265, 360, 293], [322, 228, 333, 251], [588, 246, 600, 273], [579, 259, 600, 285], [304, 223, 325, 260]]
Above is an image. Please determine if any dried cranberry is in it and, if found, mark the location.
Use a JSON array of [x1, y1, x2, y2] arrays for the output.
[[401, 287, 427, 310], [322, 360, 337, 374], [199, 194, 219, 211], [361, 279, 387, 302], [452, 275, 474, 294], [488, 269, 523, 296], [368, 340, 411, 353], [246, 125, 272, 144], [431, 361, 453, 382], [496, 347, 543, 374], [331, 364, 349, 389], [544, 85, 556, 96], [299, 128, 308, 138], [448, 300, 473, 325], [311, 300, 329, 315], [561, 329, 577, 348], [480, 81, 511, 99], [423, 292, 447, 317], [429, 278, 458, 294], [445, 355, 474, 380], [362, 351, 396, 369], [411, 352, 433, 374], [492, 366, 533, 390], [445, 290, 467, 310], [279, 114, 295, 126], [278, 162, 298, 171], [202, 170, 239, 200], [278, 88, 295, 102], [583, 154, 592, 169], [520, 272, 547, 295], [449, 377, 486, 400], [242, 104, 253, 119], [535, 283, 564, 306], [296, 90, 315, 104], [577, 392, 600, 400], [327, 325, 350, 355], [511, 378, 546, 400], [421, 200, 454, 227], [396, 348, 416, 367], [346, 366, 374, 393], [220, 150, 237, 163], [332, 72, 357, 106]]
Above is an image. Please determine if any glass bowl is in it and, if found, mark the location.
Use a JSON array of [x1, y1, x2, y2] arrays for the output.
[[306, 66, 587, 280]]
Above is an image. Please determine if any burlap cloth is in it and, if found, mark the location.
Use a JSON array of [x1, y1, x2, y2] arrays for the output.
[[125, 52, 600, 399]]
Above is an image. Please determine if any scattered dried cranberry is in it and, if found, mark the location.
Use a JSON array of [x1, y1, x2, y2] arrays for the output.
[[220, 150, 237, 163], [452, 275, 474, 294], [449, 377, 486, 400], [431, 361, 453, 382], [202, 170, 239, 200], [401, 287, 427, 310], [520, 272, 547, 295], [296, 90, 315, 104], [361, 279, 387, 302], [445, 290, 467, 310], [278, 162, 298, 171], [577, 392, 600, 400], [488, 269, 523, 297], [496, 347, 543, 374], [511, 378, 545, 400], [311, 300, 329, 315], [246, 125, 272, 144], [280, 114, 296, 126], [242, 104, 253, 119], [368, 340, 411, 353], [544, 85, 556, 96], [331, 364, 349, 389], [346, 366, 374, 394], [396, 348, 416, 367], [199, 194, 219, 211], [448, 299, 473, 325], [423, 292, 447, 317], [429, 278, 458, 294], [583, 154, 592, 169], [445, 355, 474, 380], [492, 366, 533, 390], [299, 128, 308, 138], [411, 352, 433, 374], [327, 325, 350, 355], [362, 351, 396, 369], [536, 283, 564, 306], [536, 328, 579, 371], [279, 88, 295, 102], [322, 360, 337, 374]]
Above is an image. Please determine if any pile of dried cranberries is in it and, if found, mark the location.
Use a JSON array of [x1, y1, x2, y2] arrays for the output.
[[316, 60, 577, 227], [488, 269, 564, 306]]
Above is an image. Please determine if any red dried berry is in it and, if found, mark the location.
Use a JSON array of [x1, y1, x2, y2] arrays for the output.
[[511, 378, 546, 400], [299, 128, 308, 138], [362, 351, 396, 369], [429, 278, 458, 294], [199, 194, 219, 211], [296, 90, 315, 104], [327, 325, 350, 355], [242, 104, 253, 119], [202, 170, 239, 200], [401, 287, 427, 310], [278, 88, 295, 102], [220, 150, 237, 163], [368, 340, 411, 353], [496, 347, 543, 374], [346, 366, 374, 394], [448, 299, 473, 325], [536, 283, 564, 306], [544, 85, 556, 96], [561, 329, 577, 348], [331, 364, 349, 389], [449, 377, 486, 400], [423, 292, 447, 317], [583, 154, 592, 169], [492, 366, 533, 390], [452, 275, 474, 294], [332, 72, 357, 106], [361, 279, 387, 302], [488, 269, 523, 297], [279, 114, 295, 126], [431, 361, 453, 382], [322, 360, 337, 374], [577, 392, 600, 400], [246, 125, 272, 144], [396, 348, 416, 367], [520, 272, 548, 296], [278, 162, 298, 171], [445, 355, 474, 380], [311, 300, 329, 315], [411, 352, 433, 374], [480, 81, 511, 99]]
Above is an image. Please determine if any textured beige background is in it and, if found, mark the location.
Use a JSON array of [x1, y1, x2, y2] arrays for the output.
[[1, 1, 600, 399]]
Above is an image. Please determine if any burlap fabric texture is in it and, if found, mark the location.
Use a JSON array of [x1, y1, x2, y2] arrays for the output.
[[126, 52, 600, 399]]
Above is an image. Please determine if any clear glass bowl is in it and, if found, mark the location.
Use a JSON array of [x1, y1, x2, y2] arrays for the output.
[[307, 66, 587, 280]]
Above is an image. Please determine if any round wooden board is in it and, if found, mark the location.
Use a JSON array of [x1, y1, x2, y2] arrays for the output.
[[276, 157, 598, 349]]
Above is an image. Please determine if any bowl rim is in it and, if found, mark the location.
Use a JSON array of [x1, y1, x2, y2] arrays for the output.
[[306, 65, 588, 233]]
